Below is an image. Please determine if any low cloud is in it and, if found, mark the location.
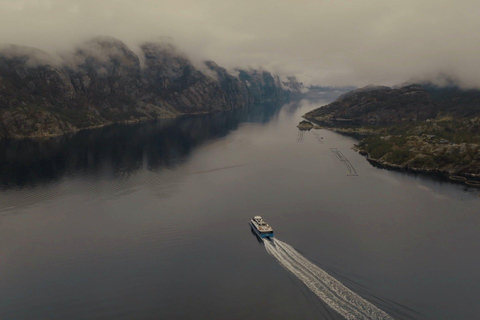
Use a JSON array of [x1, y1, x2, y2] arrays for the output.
[[1, 0, 479, 87]]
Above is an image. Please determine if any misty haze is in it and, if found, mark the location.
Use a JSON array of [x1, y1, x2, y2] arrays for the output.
[[1, 1, 479, 320]]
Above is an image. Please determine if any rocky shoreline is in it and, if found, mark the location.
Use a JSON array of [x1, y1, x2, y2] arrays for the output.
[[354, 147, 480, 186], [315, 124, 480, 183], [12, 114, 180, 140]]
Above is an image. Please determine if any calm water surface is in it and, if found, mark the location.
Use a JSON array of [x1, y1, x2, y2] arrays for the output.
[[1, 101, 479, 320]]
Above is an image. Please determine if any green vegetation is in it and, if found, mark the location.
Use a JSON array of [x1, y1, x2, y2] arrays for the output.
[[355, 119, 480, 174], [380, 118, 480, 144]]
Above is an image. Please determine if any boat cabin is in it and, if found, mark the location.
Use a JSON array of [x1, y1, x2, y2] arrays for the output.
[[253, 216, 267, 226]]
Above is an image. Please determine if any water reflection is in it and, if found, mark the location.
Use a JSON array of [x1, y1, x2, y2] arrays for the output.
[[1, 97, 479, 320], [0, 102, 290, 190]]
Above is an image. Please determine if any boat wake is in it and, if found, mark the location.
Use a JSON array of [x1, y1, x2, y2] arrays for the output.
[[264, 239, 393, 320]]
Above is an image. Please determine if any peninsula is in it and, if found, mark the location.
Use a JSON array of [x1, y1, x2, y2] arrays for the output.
[[303, 84, 480, 181]]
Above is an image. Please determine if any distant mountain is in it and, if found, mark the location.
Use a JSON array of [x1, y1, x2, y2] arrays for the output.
[[304, 84, 436, 125], [305, 85, 357, 101], [0, 36, 305, 139], [304, 83, 480, 125]]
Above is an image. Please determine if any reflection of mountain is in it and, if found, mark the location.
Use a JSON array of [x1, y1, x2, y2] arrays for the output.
[[0, 102, 285, 190], [0, 37, 305, 139]]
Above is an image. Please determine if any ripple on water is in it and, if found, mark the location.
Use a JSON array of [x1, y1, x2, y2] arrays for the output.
[[0, 167, 187, 215]]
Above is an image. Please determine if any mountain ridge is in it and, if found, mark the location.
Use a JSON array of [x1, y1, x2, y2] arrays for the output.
[[0, 37, 305, 139]]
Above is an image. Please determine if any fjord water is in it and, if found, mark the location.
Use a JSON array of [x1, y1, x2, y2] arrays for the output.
[[1, 101, 479, 320]]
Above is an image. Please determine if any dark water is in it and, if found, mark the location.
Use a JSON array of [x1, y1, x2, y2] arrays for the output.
[[1, 101, 479, 320]]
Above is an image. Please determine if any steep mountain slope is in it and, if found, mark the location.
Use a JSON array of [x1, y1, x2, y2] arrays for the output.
[[0, 37, 304, 139]]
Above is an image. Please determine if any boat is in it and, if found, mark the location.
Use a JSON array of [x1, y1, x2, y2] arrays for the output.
[[250, 216, 274, 238]]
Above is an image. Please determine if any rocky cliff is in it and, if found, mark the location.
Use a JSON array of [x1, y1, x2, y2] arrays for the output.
[[0, 36, 304, 139]]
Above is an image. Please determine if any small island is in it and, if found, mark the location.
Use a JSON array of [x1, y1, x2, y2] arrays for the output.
[[297, 120, 314, 131]]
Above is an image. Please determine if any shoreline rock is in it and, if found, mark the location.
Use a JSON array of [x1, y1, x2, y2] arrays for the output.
[[297, 120, 314, 131], [356, 145, 480, 184]]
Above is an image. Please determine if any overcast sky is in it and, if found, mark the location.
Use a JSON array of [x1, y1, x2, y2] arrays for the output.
[[1, 0, 479, 87]]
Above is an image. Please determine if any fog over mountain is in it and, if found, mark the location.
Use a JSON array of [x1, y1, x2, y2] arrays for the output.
[[1, 0, 479, 88]]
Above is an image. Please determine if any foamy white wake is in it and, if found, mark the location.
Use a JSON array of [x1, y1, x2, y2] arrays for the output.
[[264, 239, 393, 320]]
